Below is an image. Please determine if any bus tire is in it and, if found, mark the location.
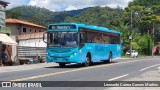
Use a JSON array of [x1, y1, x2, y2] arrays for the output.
[[103, 53, 112, 63], [85, 54, 91, 66], [103, 60, 108, 63], [59, 63, 65, 67], [108, 53, 112, 63]]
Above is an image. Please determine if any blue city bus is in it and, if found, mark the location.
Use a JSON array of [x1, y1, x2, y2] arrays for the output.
[[44, 23, 122, 67]]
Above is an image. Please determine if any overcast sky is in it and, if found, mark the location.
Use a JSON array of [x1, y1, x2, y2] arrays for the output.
[[5, 0, 133, 11]]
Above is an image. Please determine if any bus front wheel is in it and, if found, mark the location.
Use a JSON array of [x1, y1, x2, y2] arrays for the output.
[[59, 63, 65, 67], [85, 55, 91, 66]]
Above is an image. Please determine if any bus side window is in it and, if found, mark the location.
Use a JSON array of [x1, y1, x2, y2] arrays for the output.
[[109, 35, 114, 44], [101, 34, 108, 44], [112, 34, 120, 44], [80, 32, 85, 43], [94, 36, 99, 43], [73, 33, 77, 41], [105, 35, 110, 44], [86, 31, 93, 43]]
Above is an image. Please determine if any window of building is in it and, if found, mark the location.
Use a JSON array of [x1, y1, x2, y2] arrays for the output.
[[23, 28, 26, 33], [17, 26, 20, 31]]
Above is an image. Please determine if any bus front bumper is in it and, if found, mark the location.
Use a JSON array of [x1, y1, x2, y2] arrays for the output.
[[46, 55, 79, 63]]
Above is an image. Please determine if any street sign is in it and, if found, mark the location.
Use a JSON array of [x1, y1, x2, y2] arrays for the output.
[[129, 35, 132, 40]]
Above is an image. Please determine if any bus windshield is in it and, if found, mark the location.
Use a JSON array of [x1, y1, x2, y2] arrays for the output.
[[48, 32, 78, 48]]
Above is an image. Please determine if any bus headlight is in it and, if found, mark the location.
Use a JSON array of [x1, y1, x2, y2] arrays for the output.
[[74, 52, 77, 55], [79, 50, 82, 53], [70, 55, 73, 58], [70, 52, 77, 58]]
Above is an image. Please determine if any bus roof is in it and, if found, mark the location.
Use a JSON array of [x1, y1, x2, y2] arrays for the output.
[[48, 22, 85, 27], [48, 23, 120, 34], [78, 24, 120, 34]]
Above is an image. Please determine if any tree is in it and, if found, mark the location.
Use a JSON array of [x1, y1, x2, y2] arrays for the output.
[[126, 0, 160, 41], [30, 13, 46, 25]]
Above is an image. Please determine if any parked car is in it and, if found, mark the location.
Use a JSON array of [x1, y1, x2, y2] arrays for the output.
[[126, 50, 138, 58]]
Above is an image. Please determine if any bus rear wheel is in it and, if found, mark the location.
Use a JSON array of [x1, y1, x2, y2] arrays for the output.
[[59, 63, 65, 67], [104, 53, 112, 63], [85, 55, 91, 66], [108, 53, 112, 63]]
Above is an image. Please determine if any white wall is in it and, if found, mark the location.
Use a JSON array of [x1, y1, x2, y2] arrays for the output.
[[10, 36, 17, 61], [19, 39, 47, 47]]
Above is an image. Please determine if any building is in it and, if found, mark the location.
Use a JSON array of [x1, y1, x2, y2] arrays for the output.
[[0, 1, 18, 66], [6, 18, 47, 47], [0, 0, 10, 34], [6, 18, 46, 35], [6, 18, 47, 63]]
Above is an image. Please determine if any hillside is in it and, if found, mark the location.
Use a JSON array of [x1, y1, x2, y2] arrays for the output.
[[128, 0, 160, 7], [6, 5, 89, 26], [65, 6, 125, 30]]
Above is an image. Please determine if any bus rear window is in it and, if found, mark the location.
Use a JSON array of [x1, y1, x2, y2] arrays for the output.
[[49, 25, 76, 30]]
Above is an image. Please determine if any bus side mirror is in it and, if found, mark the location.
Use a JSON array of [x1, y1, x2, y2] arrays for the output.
[[43, 32, 47, 43]]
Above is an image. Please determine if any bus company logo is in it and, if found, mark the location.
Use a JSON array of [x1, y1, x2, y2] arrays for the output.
[[116, 45, 121, 51], [2, 82, 12, 87]]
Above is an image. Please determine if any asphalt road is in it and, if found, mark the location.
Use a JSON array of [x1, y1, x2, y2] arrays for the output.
[[0, 57, 160, 90]]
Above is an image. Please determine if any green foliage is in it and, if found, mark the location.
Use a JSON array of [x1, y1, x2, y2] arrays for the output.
[[6, 5, 85, 26], [128, 0, 160, 7], [6, 6, 54, 26], [132, 42, 141, 51], [125, 0, 160, 51], [65, 2, 159, 55], [125, 2, 160, 34], [136, 34, 153, 55], [65, 6, 125, 29]]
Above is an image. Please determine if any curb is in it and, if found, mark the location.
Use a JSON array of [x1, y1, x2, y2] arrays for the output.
[[0, 62, 57, 73]]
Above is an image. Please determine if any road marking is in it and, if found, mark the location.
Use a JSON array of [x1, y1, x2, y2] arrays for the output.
[[108, 74, 129, 81], [140, 64, 160, 71], [9, 58, 154, 81]]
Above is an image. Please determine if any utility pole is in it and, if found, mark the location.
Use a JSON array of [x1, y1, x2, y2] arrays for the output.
[[130, 9, 133, 57]]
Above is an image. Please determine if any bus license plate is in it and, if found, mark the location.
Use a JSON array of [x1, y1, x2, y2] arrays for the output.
[[56, 58, 63, 60]]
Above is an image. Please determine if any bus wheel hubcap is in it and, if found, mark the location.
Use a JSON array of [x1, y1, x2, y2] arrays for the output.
[[86, 57, 89, 65], [109, 54, 112, 62]]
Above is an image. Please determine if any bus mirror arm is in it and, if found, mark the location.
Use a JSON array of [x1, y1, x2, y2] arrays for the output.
[[43, 32, 47, 43]]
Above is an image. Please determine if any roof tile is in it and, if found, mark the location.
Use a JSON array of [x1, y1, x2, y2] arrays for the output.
[[5, 18, 46, 29]]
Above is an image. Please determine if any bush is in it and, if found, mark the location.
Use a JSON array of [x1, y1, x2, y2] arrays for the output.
[[132, 41, 140, 51], [137, 34, 153, 55]]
